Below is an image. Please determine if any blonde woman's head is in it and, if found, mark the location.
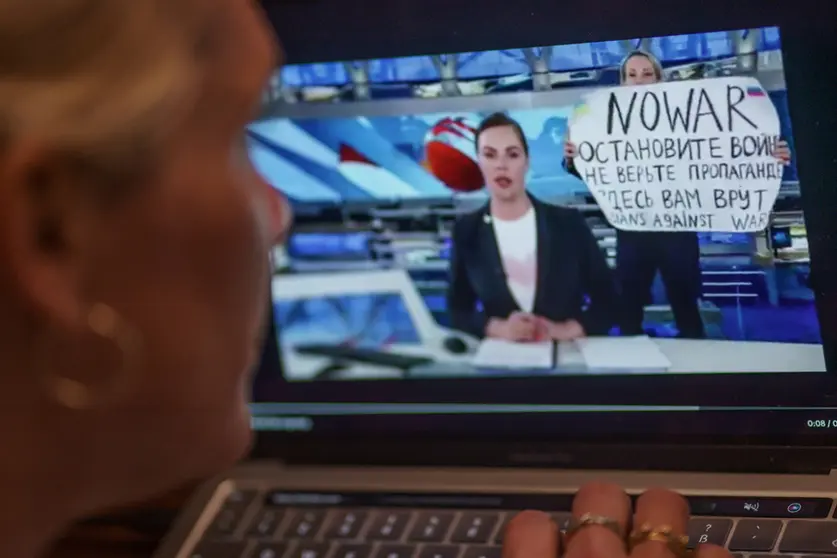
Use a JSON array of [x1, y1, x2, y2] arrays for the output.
[[0, 0, 287, 531], [620, 50, 663, 85]]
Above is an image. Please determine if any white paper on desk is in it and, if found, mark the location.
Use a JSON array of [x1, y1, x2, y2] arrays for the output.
[[574, 336, 671, 371], [473, 339, 553, 369]]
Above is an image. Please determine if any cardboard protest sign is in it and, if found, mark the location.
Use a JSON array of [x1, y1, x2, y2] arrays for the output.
[[568, 77, 783, 232]]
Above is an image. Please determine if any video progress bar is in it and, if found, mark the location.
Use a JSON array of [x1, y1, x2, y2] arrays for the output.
[[249, 403, 701, 415]]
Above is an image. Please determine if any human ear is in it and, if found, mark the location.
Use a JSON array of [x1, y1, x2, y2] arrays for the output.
[[0, 143, 99, 328]]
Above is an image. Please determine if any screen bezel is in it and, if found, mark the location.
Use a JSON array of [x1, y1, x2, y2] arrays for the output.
[[252, 0, 837, 464]]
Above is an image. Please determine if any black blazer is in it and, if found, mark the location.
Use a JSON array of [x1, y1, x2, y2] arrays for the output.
[[446, 195, 618, 338]]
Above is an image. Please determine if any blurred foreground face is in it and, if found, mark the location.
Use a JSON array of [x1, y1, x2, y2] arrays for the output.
[[0, 0, 290, 513]]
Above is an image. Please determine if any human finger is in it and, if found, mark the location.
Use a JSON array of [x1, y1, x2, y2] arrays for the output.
[[778, 148, 791, 164], [512, 324, 535, 341], [564, 482, 631, 558], [533, 318, 549, 340], [502, 510, 560, 558], [694, 544, 732, 558], [510, 311, 537, 323], [510, 318, 536, 337], [629, 488, 690, 558], [508, 315, 532, 331], [506, 322, 525, 340]]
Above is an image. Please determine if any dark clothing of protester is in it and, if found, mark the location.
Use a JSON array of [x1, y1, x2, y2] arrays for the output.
[[565, 159, 706, 338]]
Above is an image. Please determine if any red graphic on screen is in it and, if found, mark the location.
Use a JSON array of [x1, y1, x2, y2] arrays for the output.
[[423, 117, 484, 193], [339, 143, 376, 166]]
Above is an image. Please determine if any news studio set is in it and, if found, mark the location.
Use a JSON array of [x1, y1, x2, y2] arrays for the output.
[[250, 27, 824, 384]]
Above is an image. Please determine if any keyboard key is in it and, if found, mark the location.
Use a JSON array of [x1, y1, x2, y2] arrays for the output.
[[686, 518, 733, 548], [779, 520, 837, 554], [226, 490, 259, 509], [374, 544, 416, 558], [251, 543, 288, 558], [333, 543, 374, 558], [288, 542, 331, 558], [492, 511, 563, 542], [287, 510, 326, 539], [194, 494, 837, 558], [204, 490, 260, 538], [190, 541, 249, 558], [408, 512, 455, 542], [248, 509, 285, 538], [206, 508, 242, 537], [688, 496, 833, 518], [326, 510, 369, 539], [418, 545, 460, 558], [727, 519, 782, 552], [451, 513, 499, 543], [462, 546, 501, 558], [493, 512, 519, 543], [368, 511, 412, 541]]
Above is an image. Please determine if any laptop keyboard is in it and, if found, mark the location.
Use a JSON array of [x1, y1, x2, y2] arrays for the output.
[[189, 490, 837, 558]]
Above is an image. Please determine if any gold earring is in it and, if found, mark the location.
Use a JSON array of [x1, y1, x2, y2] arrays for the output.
[[40, 303, 143, 410]]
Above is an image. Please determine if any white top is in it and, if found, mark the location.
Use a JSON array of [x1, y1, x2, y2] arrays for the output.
[[492, 207, 538, 312]]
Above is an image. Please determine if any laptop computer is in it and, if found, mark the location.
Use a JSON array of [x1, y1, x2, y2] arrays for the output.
[[154, 1, 837, 557]]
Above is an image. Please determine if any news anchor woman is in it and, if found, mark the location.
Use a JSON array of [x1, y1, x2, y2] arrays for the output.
[[564, 50, 792, 338], [446, 113, 617, 342]]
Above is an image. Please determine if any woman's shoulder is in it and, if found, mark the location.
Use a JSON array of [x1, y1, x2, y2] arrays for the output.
[[452, 204, 488, 231], [535, 199, 587, 226]]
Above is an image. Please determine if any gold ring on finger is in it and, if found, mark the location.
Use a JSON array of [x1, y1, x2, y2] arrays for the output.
[[563, 513, 624, 546], [628, 523, 692, 557]]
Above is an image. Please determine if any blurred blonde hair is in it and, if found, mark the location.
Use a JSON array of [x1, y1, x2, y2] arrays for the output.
[[0, 0, 200, 176]]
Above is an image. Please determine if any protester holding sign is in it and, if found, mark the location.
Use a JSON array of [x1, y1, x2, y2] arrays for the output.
[[563, 50, 791, 338], [447, 113, 617, 342]]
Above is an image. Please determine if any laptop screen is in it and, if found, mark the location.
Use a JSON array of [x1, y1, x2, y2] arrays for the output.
[[248, 22, 837, 444], [275, 290, 425, 381]]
